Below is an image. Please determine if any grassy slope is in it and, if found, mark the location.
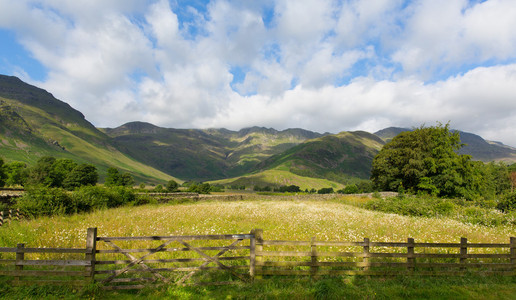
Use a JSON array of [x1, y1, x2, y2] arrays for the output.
[[257, 131, 385, 182], [209, 167, 345, 190], [105, 124, 323, 181], [0, 98, 177, 184]]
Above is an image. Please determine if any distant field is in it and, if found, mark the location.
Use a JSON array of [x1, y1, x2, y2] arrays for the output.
[[209, 168, 345, 191]]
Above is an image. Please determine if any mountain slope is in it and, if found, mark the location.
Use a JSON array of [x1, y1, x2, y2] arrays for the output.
[[0, 75, 176, 183], [103, 123, 325, 181], [256, 131, 385, 181], [374, 127, 516, 163]]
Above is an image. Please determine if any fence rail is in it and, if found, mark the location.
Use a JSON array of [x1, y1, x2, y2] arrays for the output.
[[0, 228, 514, 289]]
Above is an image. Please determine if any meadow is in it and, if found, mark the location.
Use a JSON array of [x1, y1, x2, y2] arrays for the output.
[[0, 195, 515, 299]]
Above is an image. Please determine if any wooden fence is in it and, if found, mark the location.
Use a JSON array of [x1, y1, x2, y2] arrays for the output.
[[0, 228, 514, 289], [253, 230, 516, 277]]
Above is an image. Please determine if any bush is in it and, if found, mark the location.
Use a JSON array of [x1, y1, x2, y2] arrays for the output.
[[166, 180, 179, 192], [17, 187, 73, 217], [317, 187, 334, 194], [338, 184, 359, 194], [496, 192, 516, 213], [364, 196, 456, 218]]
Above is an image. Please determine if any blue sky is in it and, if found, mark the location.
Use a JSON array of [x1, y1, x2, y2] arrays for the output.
[[1, 0, 516, 146]]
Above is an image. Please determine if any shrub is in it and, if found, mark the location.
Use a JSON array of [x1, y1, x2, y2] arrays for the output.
[[338, 184, 359, 194], [17, 187, 73, 217], [317, 187, 334, 194], [166, 180, 179, 192], [364, 196, 456, 218], [496, 192, 516, 213]]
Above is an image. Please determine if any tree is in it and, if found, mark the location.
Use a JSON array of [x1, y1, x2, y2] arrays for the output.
[[63, 164, 98, 189], [166, 180, 179, 192], [105, 167, 121, 187], [119, 173, 134, 187], [4, 161, 27, 187], [26, 156, 56, 187], [105, 167, 134, 187], [51, 159, 77, 187], [371, 123, 483, 199], [318, 187, 334, 194]]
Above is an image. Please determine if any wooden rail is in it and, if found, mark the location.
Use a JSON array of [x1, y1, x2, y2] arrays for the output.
[[94, 232, 254, 290], [0, 228, 514, 288], [254, 233, 516, 277]]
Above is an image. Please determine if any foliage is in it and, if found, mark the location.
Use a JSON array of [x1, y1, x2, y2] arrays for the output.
[[370, 123, 507, 200], [363, 195, 516, 226], [153, 184, 164, 192], [62, 164, 98, 189], [16, 185, 138, 217], [17, 186, 73, 217], [337, 184, 359, 194], [187, 183, 212, 194], [104, 167, 134, 187], [275, 185, 301, 193], [0, 157, 6, 187], [497, 193, 516, 213], [3, 161, 27, 186], [166, 179, 179, 192], [21, 156, 99, 190], [317, 187, 334, 194]]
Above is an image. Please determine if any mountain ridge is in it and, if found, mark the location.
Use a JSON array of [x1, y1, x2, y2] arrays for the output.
[[1, 75, 515, 187]]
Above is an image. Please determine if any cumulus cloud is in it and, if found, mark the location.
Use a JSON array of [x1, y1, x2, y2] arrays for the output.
[[0, 0, 515, 146]]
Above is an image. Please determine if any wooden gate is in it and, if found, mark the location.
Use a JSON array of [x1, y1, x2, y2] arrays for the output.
[[93, 231, 255, 290]]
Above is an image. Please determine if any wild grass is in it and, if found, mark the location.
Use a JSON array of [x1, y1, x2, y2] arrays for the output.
[[1, 196, 514, 249], [0, 196, 515, 299]]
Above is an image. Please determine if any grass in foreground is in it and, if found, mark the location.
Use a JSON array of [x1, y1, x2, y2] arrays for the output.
[[0, 275, 515, 299], [0, 196, 515, 299]]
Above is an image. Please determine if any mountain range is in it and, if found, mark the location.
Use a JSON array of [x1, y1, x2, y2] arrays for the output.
[[1, 75, 515, 188]]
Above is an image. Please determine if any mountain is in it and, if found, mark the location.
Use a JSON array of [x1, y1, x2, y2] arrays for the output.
[[102, 123, 325, 181], [0, 75, 175, 183], [256, 131, 385, 181], [374, 127, 516, 163]]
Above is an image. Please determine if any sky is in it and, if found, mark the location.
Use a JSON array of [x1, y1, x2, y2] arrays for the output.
[[0, 0, 516, 146]]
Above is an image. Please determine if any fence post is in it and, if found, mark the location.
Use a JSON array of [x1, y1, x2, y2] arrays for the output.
[[363, 238, 370, 272], [407, 238, 415, 272], [249, 229, 256, 279], [510, 237, 515, 275], [460, 237, 468, 271], [311, 237, 318, 278], [15, 243, 25, 284], [254, 229, 263, 280], [85, 228, 98, 282]]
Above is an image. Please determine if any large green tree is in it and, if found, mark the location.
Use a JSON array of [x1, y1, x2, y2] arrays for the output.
[[370, 123, 485, 199]]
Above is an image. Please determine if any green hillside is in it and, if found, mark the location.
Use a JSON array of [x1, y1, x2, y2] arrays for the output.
[[257, 131, 385, 182], [209, 167, 344, 191], [103, 123, 324, 181], [0, 75, 176, 184]]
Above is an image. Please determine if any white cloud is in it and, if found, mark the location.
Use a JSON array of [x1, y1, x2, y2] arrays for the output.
[[392, 0, 516, 77], [0, 0, 515, 147]]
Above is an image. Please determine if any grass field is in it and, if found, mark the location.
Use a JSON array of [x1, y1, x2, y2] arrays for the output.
[[0, 195, 515, 299]]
